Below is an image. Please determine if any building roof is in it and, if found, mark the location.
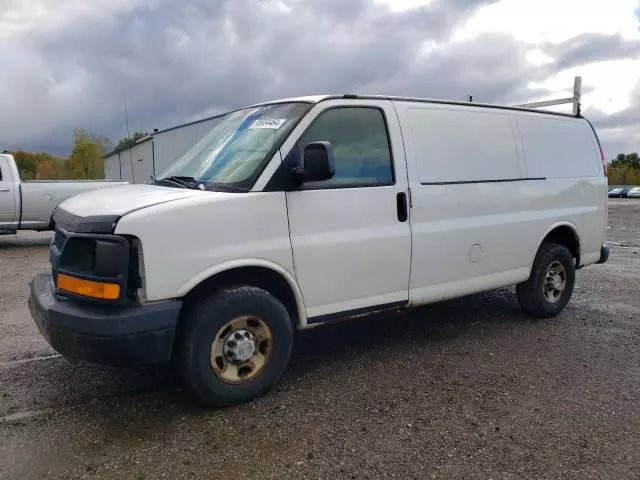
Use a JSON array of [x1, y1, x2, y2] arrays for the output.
[[103, 112, 229, 159], [152, 112, 229, 136], [103, 135, 153, 158]]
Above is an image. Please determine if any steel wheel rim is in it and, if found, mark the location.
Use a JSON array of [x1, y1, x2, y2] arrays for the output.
[[543, 260, 567, 304], [210, 315, 273, 384]]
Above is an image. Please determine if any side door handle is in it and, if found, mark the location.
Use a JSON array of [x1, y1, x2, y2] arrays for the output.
[[396, 192, 408, 222], [0, 188, 11, 192]]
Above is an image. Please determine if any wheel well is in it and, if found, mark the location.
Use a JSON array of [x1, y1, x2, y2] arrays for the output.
[[541, 226, 580, 265], [183, 266, 300, 326]]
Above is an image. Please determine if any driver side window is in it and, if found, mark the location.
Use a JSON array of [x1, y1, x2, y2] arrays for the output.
[[297, 107, 394, 188]]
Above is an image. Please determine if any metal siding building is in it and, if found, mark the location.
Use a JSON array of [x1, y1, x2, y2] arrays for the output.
[[103, 151, 121, 180], [127, 138, 154, 183], [104, 137, 153, 183], [153, 116, 223, 174], [103, 113, 225, 184]]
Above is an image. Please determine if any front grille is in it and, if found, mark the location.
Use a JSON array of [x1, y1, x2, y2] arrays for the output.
[[53, 229, 67, 251]]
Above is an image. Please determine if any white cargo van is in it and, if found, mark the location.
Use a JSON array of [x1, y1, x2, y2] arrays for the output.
[[28, 95, 609, 406]]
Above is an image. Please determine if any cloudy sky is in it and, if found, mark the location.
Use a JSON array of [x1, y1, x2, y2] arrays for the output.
[[1, 0, 639, 158]]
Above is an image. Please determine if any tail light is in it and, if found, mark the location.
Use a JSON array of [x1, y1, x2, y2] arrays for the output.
[[599, 146, 608, 176]]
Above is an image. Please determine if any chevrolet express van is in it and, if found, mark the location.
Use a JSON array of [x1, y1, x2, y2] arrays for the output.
[[28, 95, 609, 406]]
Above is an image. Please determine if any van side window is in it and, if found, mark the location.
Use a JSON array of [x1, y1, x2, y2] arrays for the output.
[[297, 107, 394, 187]]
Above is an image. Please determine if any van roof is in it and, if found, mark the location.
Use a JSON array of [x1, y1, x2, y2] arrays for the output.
[[251, 94, 579, 119], [104, 93, 580, 159]]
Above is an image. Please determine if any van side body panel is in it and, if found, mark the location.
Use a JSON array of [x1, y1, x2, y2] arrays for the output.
[[117, 99, 606, 327], [392, 101, 605, 306]]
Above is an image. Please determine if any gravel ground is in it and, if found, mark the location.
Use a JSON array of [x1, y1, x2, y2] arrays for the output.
[[1, 200, 639, 480]]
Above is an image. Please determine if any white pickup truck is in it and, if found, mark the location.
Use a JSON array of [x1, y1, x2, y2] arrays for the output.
[[0, 153, 126, 234]]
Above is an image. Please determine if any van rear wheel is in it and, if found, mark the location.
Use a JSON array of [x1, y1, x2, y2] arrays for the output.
[[516, 243, 575, 318], [178, 286, 293, 406]]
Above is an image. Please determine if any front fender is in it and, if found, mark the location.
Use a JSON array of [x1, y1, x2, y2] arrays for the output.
[[177, 258, 308, 327]]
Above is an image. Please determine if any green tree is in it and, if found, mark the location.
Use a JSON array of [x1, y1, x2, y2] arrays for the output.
[[35, 153, 68, 179], [608, 152, 640, 186], [608, 165, 640, 186], [11, 150, 38, 180], [66, 129, 110, 179], [10, 150, 68, 180], [117, 131, 149, 149], [610, 152, 640, 170]]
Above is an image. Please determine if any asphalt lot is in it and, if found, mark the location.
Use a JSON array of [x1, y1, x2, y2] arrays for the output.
[[1, 199, 639, 480]]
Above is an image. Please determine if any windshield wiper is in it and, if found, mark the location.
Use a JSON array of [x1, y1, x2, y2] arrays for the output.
[[204, 182, 249, 192], [154, 176, 201, 189], [154, 176, 248, 192]]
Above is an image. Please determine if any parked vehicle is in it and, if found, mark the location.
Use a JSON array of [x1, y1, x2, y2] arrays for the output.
[[0, 153, 127, 234], [28, 95, 609, 406], [627, 187, 640, 198], [608, 187, 633, 198]]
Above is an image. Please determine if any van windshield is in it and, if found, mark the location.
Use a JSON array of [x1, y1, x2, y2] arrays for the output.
[[157, 102, 311, 190]]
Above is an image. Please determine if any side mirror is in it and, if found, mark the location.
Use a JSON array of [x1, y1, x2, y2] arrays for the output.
[[293, 141, 335, 183]]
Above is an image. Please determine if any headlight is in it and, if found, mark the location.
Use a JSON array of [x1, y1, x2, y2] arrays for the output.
[[56, 234, 130, 302], [94, 240, 128, 276]]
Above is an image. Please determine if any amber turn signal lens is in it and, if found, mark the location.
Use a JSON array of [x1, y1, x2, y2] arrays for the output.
[[57, 273, 120, 300]]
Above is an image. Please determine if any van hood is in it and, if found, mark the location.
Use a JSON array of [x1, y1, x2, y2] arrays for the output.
[[54, 184, 208, 233]]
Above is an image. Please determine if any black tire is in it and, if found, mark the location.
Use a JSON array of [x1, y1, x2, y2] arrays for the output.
[[178, 286, 293, 406], [516, 243, 575, 318]]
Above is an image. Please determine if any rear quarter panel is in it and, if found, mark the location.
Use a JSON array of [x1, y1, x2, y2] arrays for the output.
[[514, 115, 607, 264]]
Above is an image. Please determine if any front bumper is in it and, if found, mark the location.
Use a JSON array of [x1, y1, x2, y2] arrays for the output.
[[28, 273, 182, 366]]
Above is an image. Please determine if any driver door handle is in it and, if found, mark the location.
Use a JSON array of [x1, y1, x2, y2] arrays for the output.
[[396, 192, 408, 222]]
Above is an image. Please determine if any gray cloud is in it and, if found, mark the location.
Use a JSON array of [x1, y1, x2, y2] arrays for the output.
[[0, 0, 637, 158], [588, 81, 640, 129], [585, 81, 640, 157], [547, 33, 640, 71]]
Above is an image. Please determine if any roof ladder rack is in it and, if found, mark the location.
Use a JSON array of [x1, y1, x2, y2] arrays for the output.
[[514, 76, 582, 116], [466, 76, 583, 116]]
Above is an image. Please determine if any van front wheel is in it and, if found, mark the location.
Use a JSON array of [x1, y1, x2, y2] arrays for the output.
[[516, 243, 575, 318], [178, 286, 293, 406]]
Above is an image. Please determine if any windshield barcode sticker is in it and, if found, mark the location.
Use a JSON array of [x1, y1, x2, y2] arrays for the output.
[[249, 118, 287, 129]]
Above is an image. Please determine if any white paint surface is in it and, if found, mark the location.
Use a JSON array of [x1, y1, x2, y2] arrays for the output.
[[56, 97, 607, 328]]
